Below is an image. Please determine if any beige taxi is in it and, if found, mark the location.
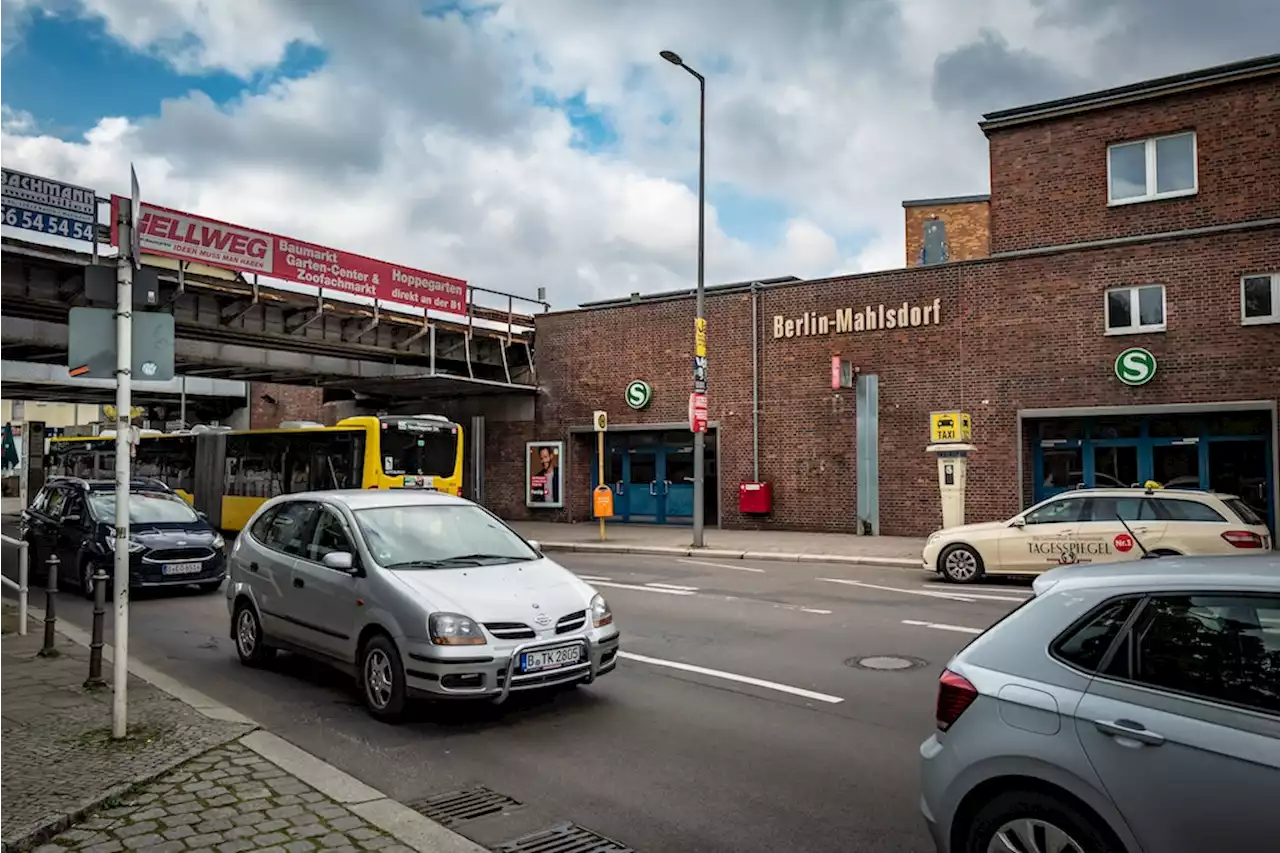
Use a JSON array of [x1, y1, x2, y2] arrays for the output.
[[924, 487, 1272, 583]]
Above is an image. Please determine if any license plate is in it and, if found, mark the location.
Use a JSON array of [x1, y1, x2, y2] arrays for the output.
[[162, 561, 204, 576], [520, 645, 583, 673]]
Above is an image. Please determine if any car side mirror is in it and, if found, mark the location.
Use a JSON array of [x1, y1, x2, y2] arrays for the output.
[[527, 540, 542, 554], [197, 510, 209, 521], [1010, 517, 1026, 528], [322, 551, 356, 572]]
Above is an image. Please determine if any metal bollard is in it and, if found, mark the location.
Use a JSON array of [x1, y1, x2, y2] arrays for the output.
[[38, 552, 60, 658], [85, 566, 109, 689]]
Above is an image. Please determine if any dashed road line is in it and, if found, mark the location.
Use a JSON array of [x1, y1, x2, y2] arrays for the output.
[[901, 619, 984, 635], [619, 651, 844, 704], [591, 580, 694, 596], [577, 574, 612, 582], [818, 578, 1026, 603], [677, 558, 766, 573], [646, 582, 700, 591]]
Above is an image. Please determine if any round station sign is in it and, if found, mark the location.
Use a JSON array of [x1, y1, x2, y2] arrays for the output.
[[1114, 347, 1157, 386], [625, 379, 653, 410]]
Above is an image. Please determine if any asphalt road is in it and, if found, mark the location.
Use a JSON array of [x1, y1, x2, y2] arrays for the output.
[[2, 524, 1028, 853]]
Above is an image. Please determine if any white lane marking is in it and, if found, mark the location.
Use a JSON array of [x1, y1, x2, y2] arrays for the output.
[[677, 557, 765, 573], [902, 619, 983, 635], [618, 651, 844, 704], [645, 582, 700, 591], [921, 584, 1031, 598], [800, 608, 833, 615], [590, 580, 694, 596], [818, 578, 1026, 603], [577, 575, 612, 582]]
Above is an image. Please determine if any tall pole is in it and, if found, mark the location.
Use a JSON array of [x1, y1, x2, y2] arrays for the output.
[[691, 70, 706, 548], [112, 175, 137, 740], [661, 50, 708, 549]]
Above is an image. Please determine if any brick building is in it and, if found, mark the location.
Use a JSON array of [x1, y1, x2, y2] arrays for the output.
[[477, 54, 1279, 538]]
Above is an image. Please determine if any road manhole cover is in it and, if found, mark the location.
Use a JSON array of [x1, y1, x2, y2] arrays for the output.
[[845, 655, 928, 671]]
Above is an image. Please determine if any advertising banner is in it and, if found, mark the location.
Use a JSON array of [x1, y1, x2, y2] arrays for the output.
[[110, 196, 467, 314], [526, 441, 565, 508], [2, 168, 97, 242]]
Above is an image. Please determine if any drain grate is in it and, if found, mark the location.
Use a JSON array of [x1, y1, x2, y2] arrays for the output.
[[407, 786, 522, 826], [495, 822, 634, 853]]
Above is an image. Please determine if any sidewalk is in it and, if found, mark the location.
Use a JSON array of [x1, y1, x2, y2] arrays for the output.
[[508, 521, 925, 567], [2, 496, 23, 517], [1, 606, 484, 853]]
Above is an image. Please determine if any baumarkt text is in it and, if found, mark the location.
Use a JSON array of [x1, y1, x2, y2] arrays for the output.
[[773, 298, 941, 339]]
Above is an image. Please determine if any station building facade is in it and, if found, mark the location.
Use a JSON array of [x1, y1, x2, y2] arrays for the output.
[[484, 55, 1280, 538]]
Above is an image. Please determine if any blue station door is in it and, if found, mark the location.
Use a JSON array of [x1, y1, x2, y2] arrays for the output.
[[591, 430, 711, 525]]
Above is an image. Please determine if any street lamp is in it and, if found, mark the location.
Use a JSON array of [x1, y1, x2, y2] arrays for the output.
[[660, 48, 708, 548]]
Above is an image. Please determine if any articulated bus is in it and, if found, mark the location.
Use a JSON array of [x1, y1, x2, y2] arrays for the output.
[[45, 415, 464, 531]]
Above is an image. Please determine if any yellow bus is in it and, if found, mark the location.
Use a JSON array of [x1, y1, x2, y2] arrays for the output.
[[45, 414, 465, 531]]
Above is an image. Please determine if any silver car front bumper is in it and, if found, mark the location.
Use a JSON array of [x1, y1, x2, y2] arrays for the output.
[[403, 631, 620, 703]]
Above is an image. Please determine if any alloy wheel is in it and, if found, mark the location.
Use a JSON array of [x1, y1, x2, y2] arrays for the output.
[[988, 818, 1084, 853], [236, 609, 257, 658], [945, 548, 978, 581], [365, 648, 393, 710]]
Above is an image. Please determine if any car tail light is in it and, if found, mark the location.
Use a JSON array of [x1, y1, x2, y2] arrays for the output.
[[936, 669, 979, 732], [1222, 530, 1264, 549]]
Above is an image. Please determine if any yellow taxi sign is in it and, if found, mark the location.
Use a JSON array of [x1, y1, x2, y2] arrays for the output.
[[930, 411, 972, 443]]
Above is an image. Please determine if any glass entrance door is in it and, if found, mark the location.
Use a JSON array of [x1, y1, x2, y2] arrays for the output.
[[626, 448, 659, 521], [1208, 439, 1270, 529], [1092, 443, 1140, 489]]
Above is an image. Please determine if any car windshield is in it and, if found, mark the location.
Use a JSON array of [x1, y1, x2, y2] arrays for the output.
[[380, 424, 457, 478], [88, 491, 200, 524], [354, 504, 536, 568]]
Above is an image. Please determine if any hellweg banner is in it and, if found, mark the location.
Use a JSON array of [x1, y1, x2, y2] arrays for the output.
[[110, 196, 466, 315]]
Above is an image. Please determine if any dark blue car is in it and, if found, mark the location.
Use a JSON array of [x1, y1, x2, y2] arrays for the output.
[[20, 477, 226, 596]]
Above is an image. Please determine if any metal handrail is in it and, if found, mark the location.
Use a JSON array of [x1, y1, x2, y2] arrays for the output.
[[0, 533, 30, 635]]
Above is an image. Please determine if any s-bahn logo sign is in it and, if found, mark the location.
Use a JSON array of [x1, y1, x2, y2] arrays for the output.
[[773, 298, 942, 339], [1115, 347, 1157, 386], [625, 380, 653, 410]]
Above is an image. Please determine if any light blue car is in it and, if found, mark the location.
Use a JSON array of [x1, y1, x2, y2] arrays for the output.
[[920, 553, 1279, 853]]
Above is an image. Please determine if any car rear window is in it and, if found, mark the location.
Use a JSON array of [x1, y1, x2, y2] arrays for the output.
[[1158, 498, 1227, 522], [1224, 498, 1265, 527]]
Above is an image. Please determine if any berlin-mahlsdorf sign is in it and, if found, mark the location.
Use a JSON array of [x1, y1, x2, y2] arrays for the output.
[[773, 298, 942, 339]]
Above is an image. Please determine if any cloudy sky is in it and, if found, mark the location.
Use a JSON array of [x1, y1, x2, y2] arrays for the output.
[[2, 0, 1276, 311]]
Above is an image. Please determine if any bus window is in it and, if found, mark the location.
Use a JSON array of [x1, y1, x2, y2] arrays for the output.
[[381, 424, 458, 478], [226, 433, 286, 499]]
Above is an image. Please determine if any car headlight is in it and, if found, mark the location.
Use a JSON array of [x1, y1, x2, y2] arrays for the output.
[[212, 533, 226, 550], [105, 536, 146, 554], [927, 530, 942, 545], [428, 612, 486, 646], [590, 593, 613, 628]]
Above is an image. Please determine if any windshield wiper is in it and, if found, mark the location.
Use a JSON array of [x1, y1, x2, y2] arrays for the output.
[[383, 559, 452, 570], [383, 554, 531, 570]]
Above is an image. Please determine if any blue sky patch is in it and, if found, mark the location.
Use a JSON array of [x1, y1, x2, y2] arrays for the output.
[[708, 185, 791, 245], [532, 88, 618, 151], [0, 11, 325, 140]]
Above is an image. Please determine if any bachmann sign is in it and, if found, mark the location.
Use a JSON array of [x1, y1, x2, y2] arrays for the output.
[[773, 298, 942, 339], [109, 196, 467, 315]]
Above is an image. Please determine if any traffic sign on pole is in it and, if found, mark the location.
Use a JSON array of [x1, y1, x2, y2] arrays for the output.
[[689, 392, 708, 433]]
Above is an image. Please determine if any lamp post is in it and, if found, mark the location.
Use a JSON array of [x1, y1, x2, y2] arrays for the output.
[[660, 48, 708, 548]]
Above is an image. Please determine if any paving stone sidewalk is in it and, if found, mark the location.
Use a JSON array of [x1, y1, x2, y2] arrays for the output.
[[1, 610, 253, 851], [31, 740, 412, 853]]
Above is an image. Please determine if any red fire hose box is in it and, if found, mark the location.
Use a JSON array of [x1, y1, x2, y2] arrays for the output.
[[739, 481, 772, 514]]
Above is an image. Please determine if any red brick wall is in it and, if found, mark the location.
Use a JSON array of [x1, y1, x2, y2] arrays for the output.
[[905, 201, 990, 266], [987, 74, 1280, 253], [249, 382, 322, 429], [519, 226, 1279, 536]]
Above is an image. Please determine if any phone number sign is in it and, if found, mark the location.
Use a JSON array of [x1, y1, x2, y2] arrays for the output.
[[2, 168, 97, 243]]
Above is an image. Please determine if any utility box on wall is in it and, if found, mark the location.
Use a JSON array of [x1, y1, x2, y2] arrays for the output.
[[739, 481, 772, 514]]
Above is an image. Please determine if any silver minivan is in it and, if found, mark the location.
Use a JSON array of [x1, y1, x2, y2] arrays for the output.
[[920, 554, 1280, 853], [226, 489, 620, 720]]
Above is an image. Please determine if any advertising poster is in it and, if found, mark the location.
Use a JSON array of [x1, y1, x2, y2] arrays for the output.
[[526, 441, 564, 508]]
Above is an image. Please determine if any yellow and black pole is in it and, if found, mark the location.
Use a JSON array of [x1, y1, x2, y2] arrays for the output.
[[593, 410, 609, 541]]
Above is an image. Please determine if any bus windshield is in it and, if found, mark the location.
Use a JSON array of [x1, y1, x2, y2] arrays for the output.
[[380, 421, 458, 477]]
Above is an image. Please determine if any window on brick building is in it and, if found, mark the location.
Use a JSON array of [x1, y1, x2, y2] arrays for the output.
[[1107, 132, 1197, 204], [1105, 284, 1166, 334], [1241, 273, 1279, 325]]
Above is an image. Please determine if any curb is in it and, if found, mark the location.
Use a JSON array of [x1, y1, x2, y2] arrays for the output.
[[11, 604, 486, 853], [536, 541, 922, 568]]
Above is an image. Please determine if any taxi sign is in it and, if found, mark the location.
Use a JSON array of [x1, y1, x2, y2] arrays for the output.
[[930, 411, 972, 443]]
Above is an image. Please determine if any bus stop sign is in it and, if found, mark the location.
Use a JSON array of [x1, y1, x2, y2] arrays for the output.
[[68, 307, 175, 381]]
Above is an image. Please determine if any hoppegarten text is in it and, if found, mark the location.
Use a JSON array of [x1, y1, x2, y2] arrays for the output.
[[112, 196, 467, 315], [773, 298, 941, 339]]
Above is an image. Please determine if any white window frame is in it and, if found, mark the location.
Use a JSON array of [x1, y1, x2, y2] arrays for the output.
[[1241, 272, 1280, 326], [1107, 131, 1198, 206], [1104, 284, 1166, 335]]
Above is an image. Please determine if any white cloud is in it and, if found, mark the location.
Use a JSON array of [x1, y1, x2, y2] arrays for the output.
[[2, 0, 1276, 311]]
